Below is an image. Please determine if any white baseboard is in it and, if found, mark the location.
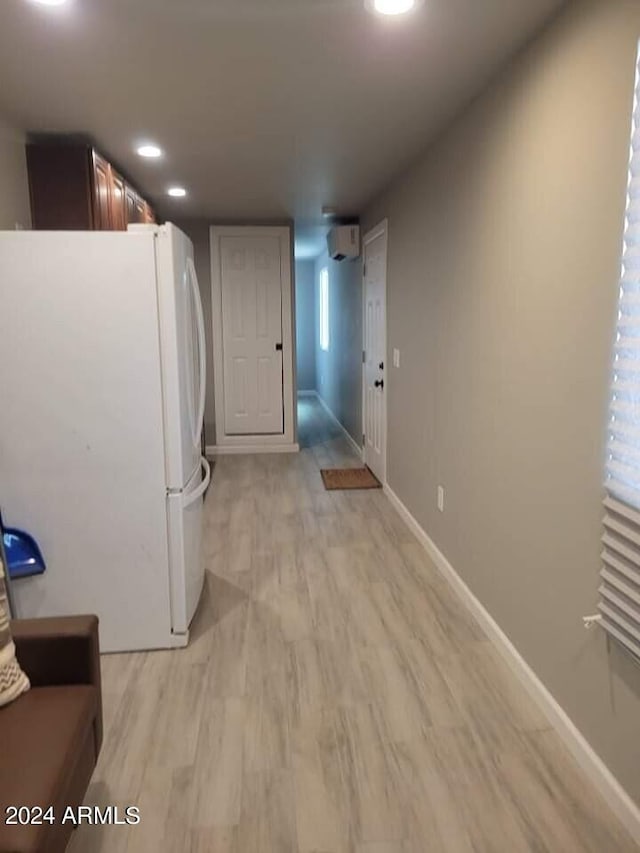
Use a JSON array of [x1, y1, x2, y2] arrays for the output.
[[206, 443, 300, 456], [311, 392, 364, 461], [383, 482, 640, 844]]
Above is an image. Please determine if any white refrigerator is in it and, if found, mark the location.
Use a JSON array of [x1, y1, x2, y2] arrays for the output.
[[0, 223, 210, 652]]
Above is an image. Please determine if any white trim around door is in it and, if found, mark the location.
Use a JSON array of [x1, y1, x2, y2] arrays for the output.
[[210, 225, 297, 452], [362, 219, 388, 485]]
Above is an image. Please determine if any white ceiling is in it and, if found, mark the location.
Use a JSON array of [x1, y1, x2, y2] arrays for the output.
[[0, 0, 565, 257]]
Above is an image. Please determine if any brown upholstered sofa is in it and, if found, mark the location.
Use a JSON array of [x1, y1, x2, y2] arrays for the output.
[[0, 615, 102, 853]]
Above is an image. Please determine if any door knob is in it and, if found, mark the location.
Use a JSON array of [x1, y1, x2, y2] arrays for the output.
[[379, 362, 384, 370], [374, 379, 384, 389]]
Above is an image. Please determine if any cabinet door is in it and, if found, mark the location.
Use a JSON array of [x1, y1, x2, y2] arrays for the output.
[[143, 202, 157, 224], [125, 185, 148, 225], [110, 171, 127, 231], [26, 143, 95, 230], [93, 154, 112, 230], [125, 185, 138, 225], [135, 197, 146, 224]]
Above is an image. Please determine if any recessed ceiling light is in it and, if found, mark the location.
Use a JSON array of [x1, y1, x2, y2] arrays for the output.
[[365, 0, 421, 16], [136, 144, 163, 159], [167, 187, 187, 198]]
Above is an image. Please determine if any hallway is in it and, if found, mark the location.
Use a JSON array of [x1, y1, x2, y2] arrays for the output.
[[296, 394, 355, 454], [71, 400, 637, 852]]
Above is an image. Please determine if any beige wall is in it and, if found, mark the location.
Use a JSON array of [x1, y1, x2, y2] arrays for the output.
[[364, 0, 640, 804], [0, 118, 30, 230]]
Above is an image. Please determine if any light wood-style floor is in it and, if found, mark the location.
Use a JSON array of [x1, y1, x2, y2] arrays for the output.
[[69, 396, 638, 852]]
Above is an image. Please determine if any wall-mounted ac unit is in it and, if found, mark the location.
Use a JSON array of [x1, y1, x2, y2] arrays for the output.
[[327, 225, 360, 261]]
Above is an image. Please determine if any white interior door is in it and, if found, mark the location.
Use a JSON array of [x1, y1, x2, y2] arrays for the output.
[[363, 222, 388, 483], [220, 235, 284, 435]]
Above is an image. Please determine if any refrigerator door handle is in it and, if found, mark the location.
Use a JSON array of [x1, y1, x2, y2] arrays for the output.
[[187, 256, 207, 448], [183, 457, 211, 508]]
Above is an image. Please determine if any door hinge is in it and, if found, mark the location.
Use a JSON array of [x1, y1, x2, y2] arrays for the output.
[[363, 264, 367, 278], [362, 433, 365, 444], [362, 349, 366, 364]]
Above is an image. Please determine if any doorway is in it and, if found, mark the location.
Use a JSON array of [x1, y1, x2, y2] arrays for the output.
[[210, 226, 296, 452], [294, 257, 319, 448], [294, 236, 365, 459]]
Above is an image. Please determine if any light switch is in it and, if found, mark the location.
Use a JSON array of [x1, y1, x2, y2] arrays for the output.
[[393, 348, 400, 368]]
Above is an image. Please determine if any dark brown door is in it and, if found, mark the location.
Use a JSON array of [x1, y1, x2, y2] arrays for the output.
[[143, 202, 156, 224], [26, 143, 95, 230], [135, 196, 146, 224], [125, 185, 138, 225], [110, 171, 127, 231], [92, 154, 112, 230]]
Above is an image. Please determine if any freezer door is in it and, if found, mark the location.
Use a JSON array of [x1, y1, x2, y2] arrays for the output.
[[167, 457, 210, 636], [0, 230, 173, 653], [156, 224, 207, 490]]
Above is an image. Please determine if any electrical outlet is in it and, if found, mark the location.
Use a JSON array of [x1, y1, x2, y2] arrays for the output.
[[393, 348, 400, 368], [437, 485, 445, 512]]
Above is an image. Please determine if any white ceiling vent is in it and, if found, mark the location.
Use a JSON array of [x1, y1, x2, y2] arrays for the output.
[[327, 225, 360, 261]]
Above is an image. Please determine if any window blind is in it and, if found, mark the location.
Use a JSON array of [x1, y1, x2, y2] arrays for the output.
[[602, 49, 640, 658]]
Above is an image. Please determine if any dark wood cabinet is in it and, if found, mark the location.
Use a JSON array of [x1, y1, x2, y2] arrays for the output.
[[125, 185, 139, 225], [26, 143, 94, 230], [27, 140, 157, 231], [143, 202, 156, 225], [110, 168, 127, 232], [92, 152, 113, 230], [125, 185, 155, 226]]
